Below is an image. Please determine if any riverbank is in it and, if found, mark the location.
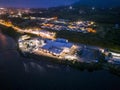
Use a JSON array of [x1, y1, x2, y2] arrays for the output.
[[19, 49, 120, 76], [0, 24, 120, 77]]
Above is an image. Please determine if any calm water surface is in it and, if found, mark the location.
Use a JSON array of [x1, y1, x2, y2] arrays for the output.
[[0, 31, 120, 90]]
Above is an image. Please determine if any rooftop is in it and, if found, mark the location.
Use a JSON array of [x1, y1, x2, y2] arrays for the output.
[[41, 38, 73, 55]]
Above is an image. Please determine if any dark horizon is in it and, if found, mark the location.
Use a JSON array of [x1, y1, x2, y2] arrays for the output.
[[0, 0, 120, 8], [0, 0, 78, 8]]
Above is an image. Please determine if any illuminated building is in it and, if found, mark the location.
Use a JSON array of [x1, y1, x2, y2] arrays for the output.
[[41, 38, 74, 57]]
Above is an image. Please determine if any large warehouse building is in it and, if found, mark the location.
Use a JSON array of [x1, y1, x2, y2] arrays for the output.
[[40, 38, 75, 57]]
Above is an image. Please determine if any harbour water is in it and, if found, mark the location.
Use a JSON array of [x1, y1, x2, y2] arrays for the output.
[[0, 31, 120, 90]]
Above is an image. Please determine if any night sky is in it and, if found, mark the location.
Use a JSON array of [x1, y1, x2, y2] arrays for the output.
[[0, 0, 78, 8], [0, 0, 120, 8]]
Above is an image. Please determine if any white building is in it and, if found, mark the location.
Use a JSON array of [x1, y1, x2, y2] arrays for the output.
[[41, 38, 74, 56]]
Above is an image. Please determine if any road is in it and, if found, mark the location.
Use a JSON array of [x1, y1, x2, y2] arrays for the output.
[[0, 20, 55, 40]]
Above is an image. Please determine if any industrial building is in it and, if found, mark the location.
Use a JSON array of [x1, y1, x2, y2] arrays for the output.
[[40, 38, 74, 57]]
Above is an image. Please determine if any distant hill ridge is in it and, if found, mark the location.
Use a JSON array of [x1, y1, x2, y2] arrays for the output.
[[72, 0, 120, 8]]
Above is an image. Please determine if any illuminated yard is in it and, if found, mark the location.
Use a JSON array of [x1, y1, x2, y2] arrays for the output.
[[18, 35, 78, 60]]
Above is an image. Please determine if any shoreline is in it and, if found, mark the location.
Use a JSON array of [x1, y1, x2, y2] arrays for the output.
[[0, 24, 120, 77]]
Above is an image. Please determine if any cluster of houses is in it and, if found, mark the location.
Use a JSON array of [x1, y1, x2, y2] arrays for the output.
[[40, 18, 96, 33]]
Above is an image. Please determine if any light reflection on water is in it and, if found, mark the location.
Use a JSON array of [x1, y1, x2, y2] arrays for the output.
[[0, 32, 7, 49], [0, 32, 120, 90], [0, 31, 16, 51], [23, 62, 46, 73]]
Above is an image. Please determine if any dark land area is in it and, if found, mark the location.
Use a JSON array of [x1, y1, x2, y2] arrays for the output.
[[1, 5, 119, 52]]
